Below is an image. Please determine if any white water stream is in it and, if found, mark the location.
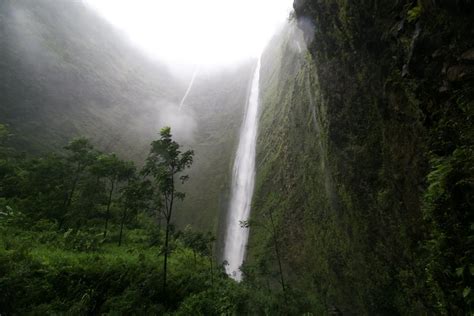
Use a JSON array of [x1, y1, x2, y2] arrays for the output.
[[223, 59, 261, 281], [178, 65, 200, 109]]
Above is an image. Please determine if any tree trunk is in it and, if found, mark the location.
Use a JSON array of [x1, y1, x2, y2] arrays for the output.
[[209, 244, 214, 286], [157, 211, 162, 234], [269, 209, 288, 304], [65, 177, 78, 208], [103, 178, 115, 238], [163, 174, 174, 297], [59, 164, 81, 230], [118, 207, 127, 246], [64, 163, 81, 208], [163, 214, 171, 297]]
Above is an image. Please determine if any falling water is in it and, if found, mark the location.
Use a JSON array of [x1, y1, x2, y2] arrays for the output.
[[179, 65, 200, 109], [224, 59, 261, 281]]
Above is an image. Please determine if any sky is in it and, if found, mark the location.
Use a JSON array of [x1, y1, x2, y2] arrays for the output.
[[84, 0, 293, 68]]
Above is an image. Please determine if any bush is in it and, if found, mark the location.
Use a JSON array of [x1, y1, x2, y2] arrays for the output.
[[63, 228, 102, 252]]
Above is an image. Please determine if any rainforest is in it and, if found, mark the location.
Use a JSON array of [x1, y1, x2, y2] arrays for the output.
[[0, 0, 473, 315]]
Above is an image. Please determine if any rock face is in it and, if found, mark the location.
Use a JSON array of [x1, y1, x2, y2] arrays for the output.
[[249, 1, 473, 314]]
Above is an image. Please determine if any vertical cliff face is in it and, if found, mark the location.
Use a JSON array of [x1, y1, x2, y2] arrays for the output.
[[250, 1, 473, 314]]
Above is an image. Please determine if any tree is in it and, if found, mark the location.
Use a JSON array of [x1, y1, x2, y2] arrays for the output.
[[0, 124, 11, 153], [21, 154, 69, 222], [74, 169, 106, 229], [241, 208, 288, 305], [182, 227, 216, 278], [92, 153, 135, 238], [0, 124, 19, 198], [60, 138, 97, 229], [142, 127, 194, 296], [182, 226, 208, 267], [118, 177, 152, 246], [206, 232, 216, 286]]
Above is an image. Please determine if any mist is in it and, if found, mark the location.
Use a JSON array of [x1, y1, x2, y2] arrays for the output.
[[0, 0, 294, 283], [84, 0, 293, 68]]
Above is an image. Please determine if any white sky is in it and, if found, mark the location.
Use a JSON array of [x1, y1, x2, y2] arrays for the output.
[[84, 0, 293, 67]]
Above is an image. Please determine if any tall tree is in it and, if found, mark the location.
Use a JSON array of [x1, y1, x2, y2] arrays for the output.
[[118, 176, 151, 246], [142, 127, 194, 296], [92, 153, 135, 238], [0, 124, 10, 152], [60, 138, 96, 229], [241, 209, 288, 305], [22, 155, 69, 221], [0, 124, 17, 198]]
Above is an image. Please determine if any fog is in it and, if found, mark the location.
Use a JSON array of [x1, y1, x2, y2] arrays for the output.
[[83, 0, 293, 70], [79, 0, 294, 149], [0, 0, 296, 244]]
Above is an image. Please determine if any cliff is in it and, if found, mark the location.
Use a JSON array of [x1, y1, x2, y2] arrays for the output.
[[248, 1, 473, 314]]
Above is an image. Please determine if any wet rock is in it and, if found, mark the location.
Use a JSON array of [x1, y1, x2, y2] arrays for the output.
[[460, 48, 474, 61], [293, 0, 308, 12], [442, 62, 448, 75], [402, 64, 409, 77], [403, 23, 422, 77], [446, 64, 474, 81], [328, 305, 343, 315], [439, 81, 450, 92], [432, 48, 446, 59]]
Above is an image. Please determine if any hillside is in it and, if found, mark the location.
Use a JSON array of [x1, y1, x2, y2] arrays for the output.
[[0, 0, 179, 157], [0, 0, 251, 232]]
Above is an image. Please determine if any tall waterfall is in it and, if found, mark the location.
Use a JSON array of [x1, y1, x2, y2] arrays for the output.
[[224, 59, 261, 281]]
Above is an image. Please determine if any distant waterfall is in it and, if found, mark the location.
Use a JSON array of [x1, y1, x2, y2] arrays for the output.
[[224, 59, 261, 281], [179, 65, 200, 109]]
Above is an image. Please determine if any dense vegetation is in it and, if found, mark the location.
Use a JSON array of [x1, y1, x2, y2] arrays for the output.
[[0, 123, 320, 314], [247, 2, 473, 315], [0, 124, 243, 314]]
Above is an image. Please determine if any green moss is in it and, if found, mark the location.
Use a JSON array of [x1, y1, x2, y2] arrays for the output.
[[407, 4, 424, 23], [250, 0, 473, 313]]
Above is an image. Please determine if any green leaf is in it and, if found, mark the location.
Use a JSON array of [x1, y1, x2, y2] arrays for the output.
[[63, 228, 73, 239], [463, 287, 471, 298], [407, 5, 423, 22]]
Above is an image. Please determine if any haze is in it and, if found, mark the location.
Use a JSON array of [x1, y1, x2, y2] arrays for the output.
[[84, 0, 293, 68]]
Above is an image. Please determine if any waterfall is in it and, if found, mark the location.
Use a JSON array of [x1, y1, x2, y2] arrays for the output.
[[223, 59, 261, 281], [178, 65, 200, 109]]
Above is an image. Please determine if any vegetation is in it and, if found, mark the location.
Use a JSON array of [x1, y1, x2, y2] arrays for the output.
[[0, 124, 244, 314], [247, 2, 473, 314], [1, 124, 312, 314], [142, 127, 194, 295]]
